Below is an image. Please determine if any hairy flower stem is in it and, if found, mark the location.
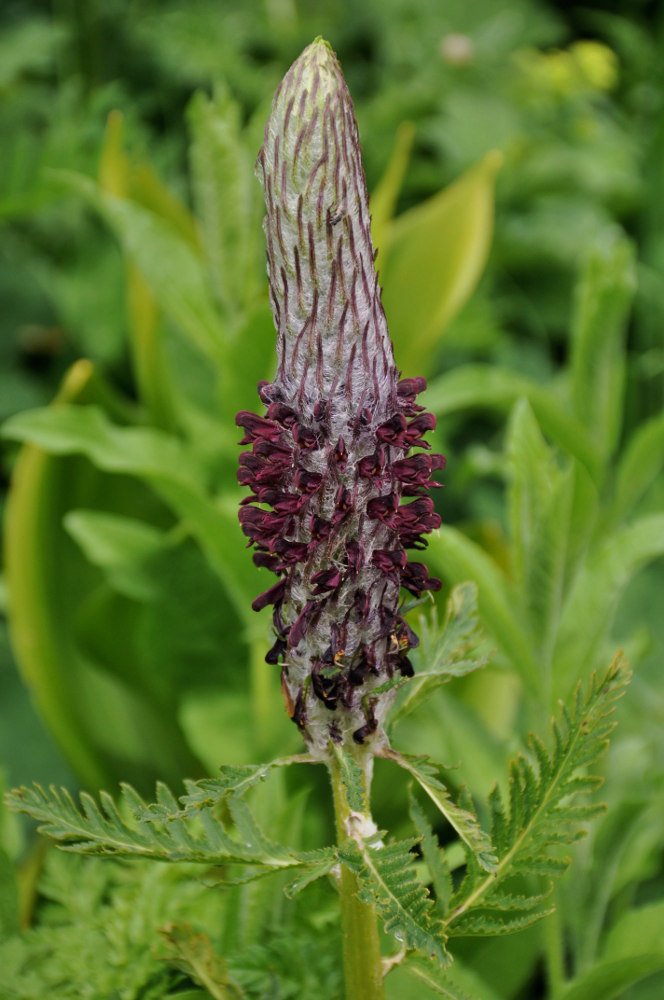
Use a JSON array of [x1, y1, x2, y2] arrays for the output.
[[329, 753, 385, 1000]]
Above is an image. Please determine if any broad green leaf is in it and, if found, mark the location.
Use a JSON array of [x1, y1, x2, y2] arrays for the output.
[[3, 403, 259, 631], [188, 89, 259, 319], [556, 956, 664, 1000], [70, 533, 250, 715], [604, 900, 664, 961], [569, 232, 636, 460], [381, 151, 502, 373], [371, 120, 415, 270], [424, 365, 602, 484], [98, 112, 185, 431], [506, 399, 560, 629], [553, 514, 664, 700], [3, 404, 201, 485], [53, 170, 227, 363], [2, 363, 202, 792], [425, 526, 539, 691], [607, 409, 664, 527], [126, 266, 178, 431], [0, 848, 19, 942], [64, 510, 167, 601], [218, 299, 280, 428]]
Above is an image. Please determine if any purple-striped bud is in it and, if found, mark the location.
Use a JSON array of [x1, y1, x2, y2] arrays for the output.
[[240, 38, 445, 757]]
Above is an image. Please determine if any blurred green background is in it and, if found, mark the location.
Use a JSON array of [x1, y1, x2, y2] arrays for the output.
[[1, 1, 664, 997], [3, 0, 662, 784]]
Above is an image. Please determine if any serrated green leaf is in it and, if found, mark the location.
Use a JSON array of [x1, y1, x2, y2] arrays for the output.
[[445, 656, 629, 935], [179, 756, 313, 815], [339, 836, 449, 965], [553, 515, 664, 699], [385, 751, 497, 873], [282, 856, 339, 898], [569, 232, 636, 461], [331, 748, 366, 814], [409, 791, 453, 914], [425, 527, 539, 692], [510, 854, 570, 877], [392, 583, 488, 726], [226, 797, 294, 867], [5, 782, 317, 869], [160, 922, 246, 999], [450, 907, 554, 937]]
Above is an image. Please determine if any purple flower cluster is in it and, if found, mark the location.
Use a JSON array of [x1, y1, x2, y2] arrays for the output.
[[238, 39, 445, 756]]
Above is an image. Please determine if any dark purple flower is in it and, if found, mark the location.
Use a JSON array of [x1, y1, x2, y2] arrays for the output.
[[239, 38, 445, 757]]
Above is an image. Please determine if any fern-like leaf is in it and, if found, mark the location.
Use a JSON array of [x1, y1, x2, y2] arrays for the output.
[[409, 791, 454, 914], [391, 582, 489, 726], [159, 922, 246, 999], [442, 653, 630, 937], [384, 750, 497, 873], [339, 834, 450, 965], [331, 747, 367, 813], [176, 755, 313, 816], [5, 781, 334, 876]]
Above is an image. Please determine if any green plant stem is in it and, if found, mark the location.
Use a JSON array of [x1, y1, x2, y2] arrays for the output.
[[543, 889, 565, 998], [329, 753, 385, 1000]]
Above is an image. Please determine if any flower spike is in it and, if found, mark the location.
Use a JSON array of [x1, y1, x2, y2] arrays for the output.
[[239, 38, 445, 757]]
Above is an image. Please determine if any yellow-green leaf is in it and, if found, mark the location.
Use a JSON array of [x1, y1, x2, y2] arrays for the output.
[[381, 150, 502, 373]]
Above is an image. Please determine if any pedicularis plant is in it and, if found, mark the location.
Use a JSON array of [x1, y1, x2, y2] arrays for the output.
[[7, 39, 629, 1000]]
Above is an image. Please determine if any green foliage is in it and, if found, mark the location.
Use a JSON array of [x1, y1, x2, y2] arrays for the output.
[[381, 151, 502, 372], [159, 923, 246, 999], [0, 847, 344, 1000], [385, 751, 497, 873], [441, 656, 629, 942], [6, 775, 335, 881], [339, 835, 449, 965], [391, 582, 490, 725], [2, 3, 663, 997], [5, 653, 629, 990]]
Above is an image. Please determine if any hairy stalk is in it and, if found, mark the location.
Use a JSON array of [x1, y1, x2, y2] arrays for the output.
[[329, 753, 385, 1000]]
